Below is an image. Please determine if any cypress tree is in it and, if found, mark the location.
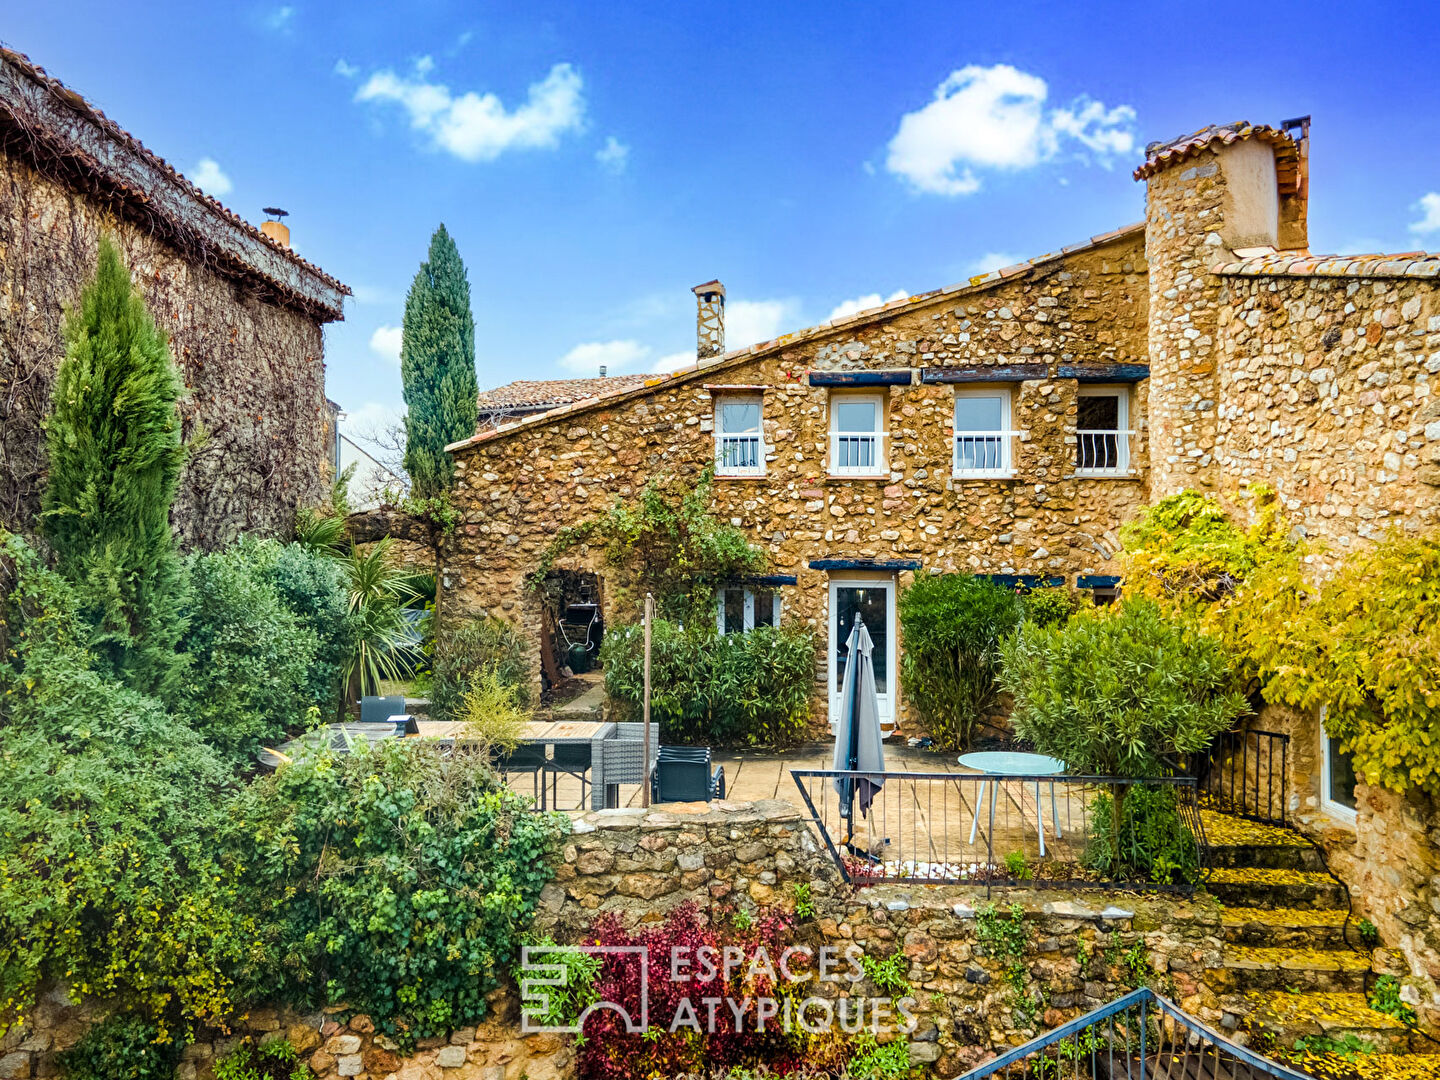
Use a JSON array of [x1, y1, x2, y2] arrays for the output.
[[42, 237, 187, 697], [400, 224, 478, 497]]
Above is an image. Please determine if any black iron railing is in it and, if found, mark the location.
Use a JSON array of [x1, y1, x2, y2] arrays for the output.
[[1197, 728, 1289, 825], [789, 770, 1206, 895], [956, 987, 1311, 1080]]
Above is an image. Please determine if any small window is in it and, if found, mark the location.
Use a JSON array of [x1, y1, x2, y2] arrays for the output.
[[953, 388, 1013, 476], [829, 394, 885, 477], [715, 397, 764, 476], [1076, 386, 1131, 475], [717, 587, 782, 634]]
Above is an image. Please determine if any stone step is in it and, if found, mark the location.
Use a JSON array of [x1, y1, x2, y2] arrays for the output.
[[1233, 990, 1413, 1056], [1206, 867, 1349, 910], [1221, 906, 1353, 948], [1209, 945, 1371, 994], [1284, 1051, 1440, 1078], [1205, 842, 1325, 872]]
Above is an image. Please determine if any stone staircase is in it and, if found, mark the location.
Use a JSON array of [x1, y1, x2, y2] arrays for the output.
[[1195, 810, 1440, 1075]]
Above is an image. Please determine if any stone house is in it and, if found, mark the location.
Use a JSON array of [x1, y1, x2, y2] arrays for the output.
[[443, 115, 1440, 1006], [0, 48, 349, 549]]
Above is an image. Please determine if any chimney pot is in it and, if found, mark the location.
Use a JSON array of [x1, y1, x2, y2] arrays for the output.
[[692, 279, 725, 360], [261, 207, 291, 248]]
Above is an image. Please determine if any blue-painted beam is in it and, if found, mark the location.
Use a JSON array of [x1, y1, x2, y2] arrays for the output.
[[807, 370, 913, 387], [809, 559, 921, 572], [1056, 363, 1150, 382], [920, 363, 1048, 383], [740, 574, 799, 586], [984, 573, 1066, 589], [1077, 575, 1121, 589]]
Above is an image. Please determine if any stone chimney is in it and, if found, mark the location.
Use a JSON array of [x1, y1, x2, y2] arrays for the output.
[[260, 207, 291, 248], [692, 280, 725, 360]]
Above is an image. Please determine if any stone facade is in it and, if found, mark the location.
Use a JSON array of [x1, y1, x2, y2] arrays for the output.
[[0, 48, 348, 549], [445, 232, 1152, 726]]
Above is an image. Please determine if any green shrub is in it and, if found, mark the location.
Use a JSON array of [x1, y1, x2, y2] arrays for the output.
[[238, 740, 566, 1041], [1085, 785, 1200, 884], [1023, 586, 1079, 628], [431, 615, 530, 720], [214, 1038, 315, 1080], [56, 1014, 182, 1080], [0, 534, 251, 1038], [338, 539, 423, 699], [174, 545, 321, 758], [456, 666, 531, 759], [250, 540, 355, 714], [600, 621, 816, 747], [897, 574, 1023, 749]]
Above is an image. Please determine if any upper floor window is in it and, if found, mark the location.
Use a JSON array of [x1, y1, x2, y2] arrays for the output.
[[715, 396, 765, 476], [829, 394, 886, 477], [717, 586, 781, 634], [1076, 386, 1131, 475], [953, 388, 1013, 476]]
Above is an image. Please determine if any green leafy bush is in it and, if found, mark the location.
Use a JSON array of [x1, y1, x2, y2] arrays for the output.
[[238, 740, 565, 1040], [1086, 785, 1200, 884], [600, 621, 816, 747], [213, 1038, 315, 1080], [897, 574, 1023, 748], [56, 1013, 182, 1080], [250, 540, 355, 714], [0, 534, 252, 1037], [174, 545, 321, 758], [1022, 586, 1080, 628], [430, 615, 531, 720], [338, 539, 423, 698]]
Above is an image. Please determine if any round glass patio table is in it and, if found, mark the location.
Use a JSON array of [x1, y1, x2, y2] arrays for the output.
[[958, 751, 1067, 857]]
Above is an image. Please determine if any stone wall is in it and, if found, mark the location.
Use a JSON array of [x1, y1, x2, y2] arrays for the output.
[[443, 234, 1152, 720], [0, 152, 336, 550], [1, 800, 1230, 1080]]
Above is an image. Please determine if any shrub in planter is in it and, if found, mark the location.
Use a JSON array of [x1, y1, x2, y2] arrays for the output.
[[600, 621, 815, 747], [897, 574, 1023, 749], [238, 740, 566, 1040]]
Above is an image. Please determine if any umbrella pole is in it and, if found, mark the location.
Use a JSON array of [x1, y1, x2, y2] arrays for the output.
[[845, 615, 863, 834]]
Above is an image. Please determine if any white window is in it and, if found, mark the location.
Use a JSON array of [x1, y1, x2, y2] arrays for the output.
[[716, 586, 782, 634], [953, 388, 1014, 476], [1075, 386, 1132, 475], [715, 396, 765, 476], [828, 394, 886, 477]]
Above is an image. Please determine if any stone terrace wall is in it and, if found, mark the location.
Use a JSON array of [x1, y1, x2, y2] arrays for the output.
[[2, 800, 1229, 1080], [444, 234, 1152, 716], [0, 152, 334, 549]]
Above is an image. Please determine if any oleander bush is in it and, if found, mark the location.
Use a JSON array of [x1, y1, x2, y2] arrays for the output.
[[600, 620, 816, 747], [898, 574, 1024, 749], [430, 615, 531, 721], [237, 739, 566, 1041]]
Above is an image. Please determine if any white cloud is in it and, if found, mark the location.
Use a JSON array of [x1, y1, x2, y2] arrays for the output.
[[339, 400, 405, 436], [827, 289, 909, 322], [369, 325, 403, 364], [652, 352, 695, 373], [885, 64, 1135, 196], [1410, 192, 1440, 235], [596, 135, 629, 174], [264, 5, 294, 31], [559, 339, 650, 374], [334, 58, 358, 78], [355, 58, 585, 162], [190, 158, 233, 197], [725, 299, 801, 350], [967, 251, 1025, 276], [349, 283, 397, 306]]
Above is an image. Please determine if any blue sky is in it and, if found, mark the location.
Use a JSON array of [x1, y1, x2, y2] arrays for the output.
[[6, 1, 1439, 439]]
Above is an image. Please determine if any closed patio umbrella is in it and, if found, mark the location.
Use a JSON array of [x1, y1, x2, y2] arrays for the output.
[[832, 615, 886, 843]]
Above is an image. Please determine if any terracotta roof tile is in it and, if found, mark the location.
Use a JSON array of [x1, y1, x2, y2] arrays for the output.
[[1133, 122, 1295, 181], [1213, 250, 1440, 280], [0, 47, 349, 313], [476, 374, 653, 411]]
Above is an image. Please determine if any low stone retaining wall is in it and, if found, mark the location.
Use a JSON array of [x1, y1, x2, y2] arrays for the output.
[[0, 799, 1228, 1080]]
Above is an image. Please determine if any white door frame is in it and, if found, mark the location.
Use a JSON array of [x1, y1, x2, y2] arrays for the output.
[[827, 574, 898, 734], [1319, 706, 1358, 825]]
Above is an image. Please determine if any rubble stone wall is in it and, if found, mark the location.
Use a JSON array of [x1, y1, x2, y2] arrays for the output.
[[0, 152, 335, 549], [443, 235, 1152, 718], [0, 800, 1227, 1080]]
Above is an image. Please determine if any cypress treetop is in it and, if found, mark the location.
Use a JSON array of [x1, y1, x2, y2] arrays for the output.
[[401, 225, 478, 497], [41, 236, 188, 697]]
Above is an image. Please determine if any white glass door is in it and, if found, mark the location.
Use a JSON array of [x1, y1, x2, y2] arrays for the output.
[[828, 576, 896, 735], [1321, 708, 1358, 824]]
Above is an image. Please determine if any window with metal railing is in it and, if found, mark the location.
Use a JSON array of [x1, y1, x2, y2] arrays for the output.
[[1075, 386, 1132, 475], [953, 388, 1014, 476], [714, 397, 765, 476], [828, 395, 887, 477]]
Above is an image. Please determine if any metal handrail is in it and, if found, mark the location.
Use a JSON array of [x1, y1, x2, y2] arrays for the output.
[[828, 430, 886, 474], [1075, 428, 1136, 474], [714, 433, 765, 475], [953, 429, 1020, 474]]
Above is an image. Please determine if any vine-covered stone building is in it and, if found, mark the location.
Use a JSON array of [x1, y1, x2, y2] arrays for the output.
[[0, 48, 350, 548]]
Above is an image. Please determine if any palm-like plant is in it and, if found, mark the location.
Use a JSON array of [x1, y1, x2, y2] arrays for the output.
[[340, 538, 421, 698]]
